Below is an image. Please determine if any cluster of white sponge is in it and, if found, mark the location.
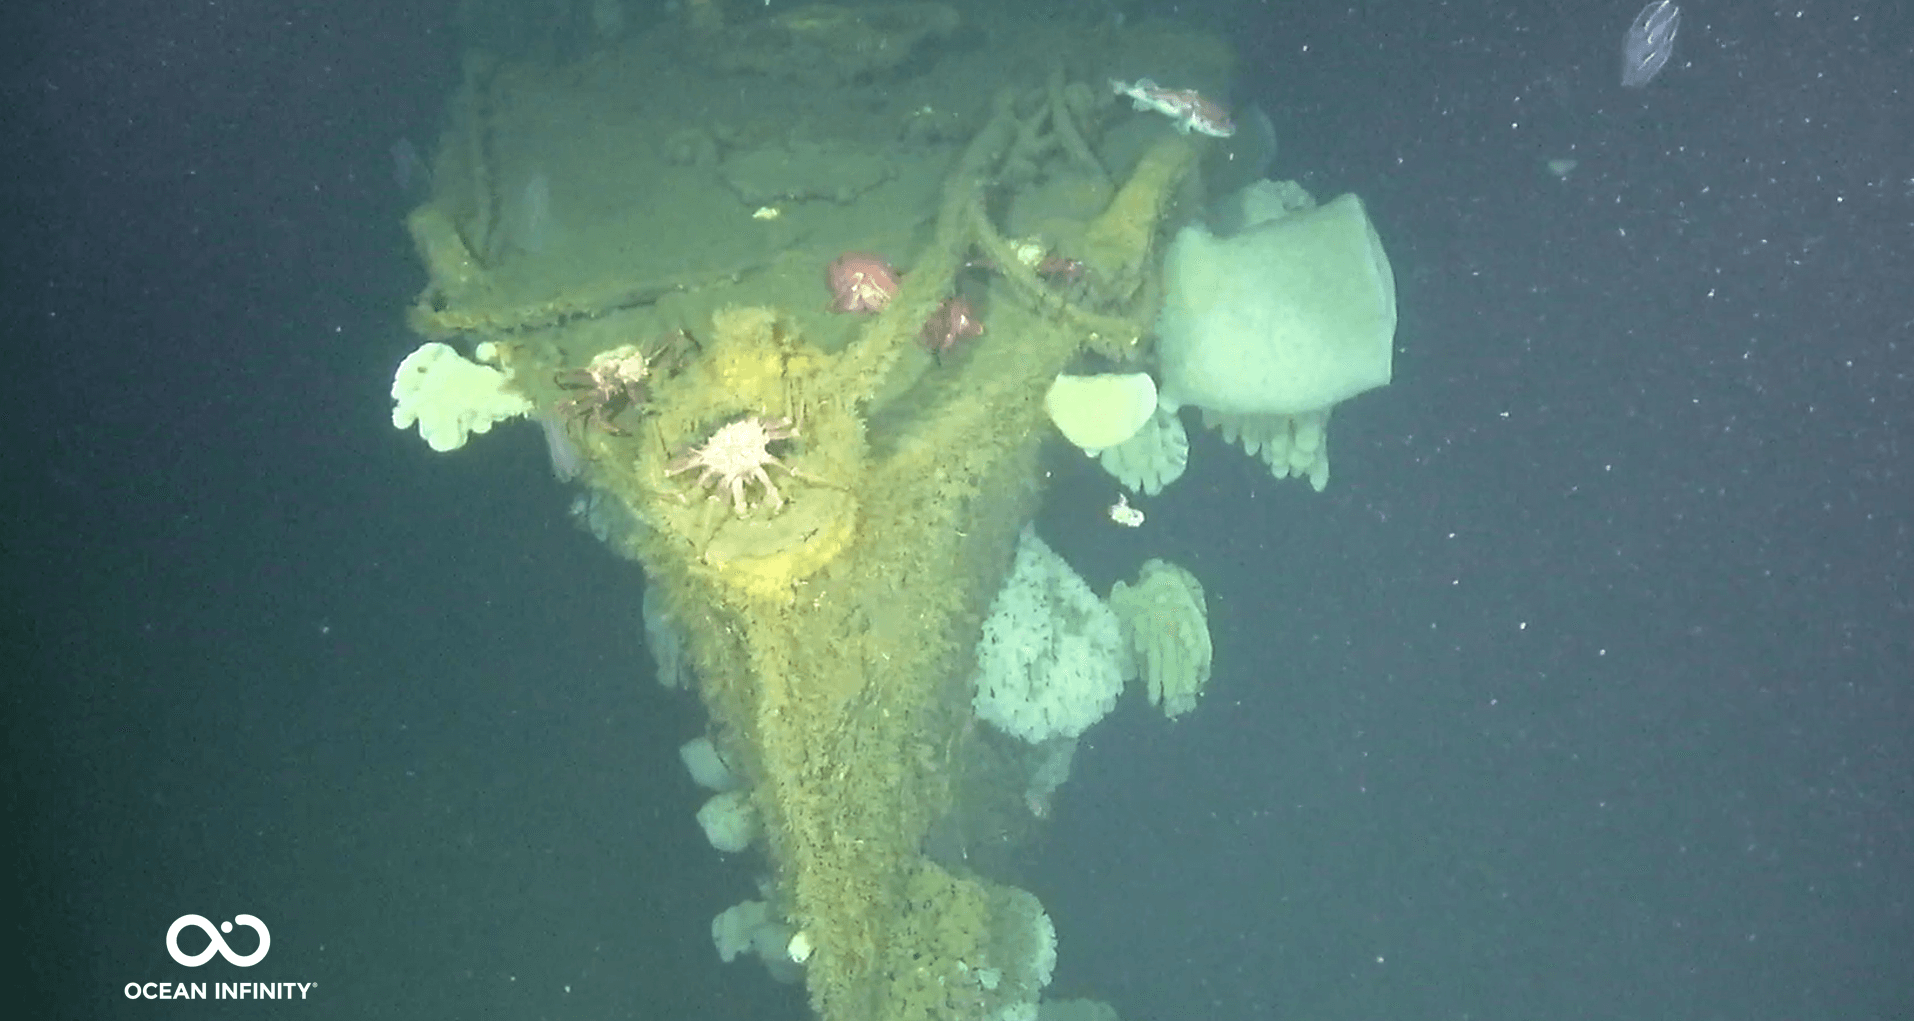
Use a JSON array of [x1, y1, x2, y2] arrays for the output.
[[390, 341, 531, 452]]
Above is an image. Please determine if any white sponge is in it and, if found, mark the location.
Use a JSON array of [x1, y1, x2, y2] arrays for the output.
[[680, 736, 739, 792], [1097, 407, 1189, 496], [696, 790, 758, 853], [1044, 372, 1158, 454], [711, 900, 771, 963], [972, 527, 1128, 744], [711, 900, 803, 983], [390, 341, 532, 452], [1156, 193, 1395, 417]]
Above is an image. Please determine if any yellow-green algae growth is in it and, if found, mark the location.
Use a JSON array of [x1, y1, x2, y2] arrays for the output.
[[403, 8, 1231, 1019]]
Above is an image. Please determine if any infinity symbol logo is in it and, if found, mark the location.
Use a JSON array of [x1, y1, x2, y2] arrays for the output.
[[166, 914, 271, 967]]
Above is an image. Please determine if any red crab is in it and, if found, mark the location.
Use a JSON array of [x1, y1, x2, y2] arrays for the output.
[[921, 296, 984, 355]]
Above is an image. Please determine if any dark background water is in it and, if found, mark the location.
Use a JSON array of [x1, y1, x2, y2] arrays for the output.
[[6, 1, 1909, 1019]]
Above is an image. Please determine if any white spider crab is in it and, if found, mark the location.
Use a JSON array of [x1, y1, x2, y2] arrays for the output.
[[666, 415, 799, 515]]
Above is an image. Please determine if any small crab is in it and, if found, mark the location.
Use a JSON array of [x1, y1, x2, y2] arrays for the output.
[[666, 415, 800, 515], [921, 295, 984, 355], [1034, 252, 1083, 282], [965, 237, 1083, 284], [554, 332, 693, 435], [554, 344, 655, 435]]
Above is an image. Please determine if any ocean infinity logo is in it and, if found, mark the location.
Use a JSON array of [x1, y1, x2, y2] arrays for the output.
[[166, 914, 271, 967]]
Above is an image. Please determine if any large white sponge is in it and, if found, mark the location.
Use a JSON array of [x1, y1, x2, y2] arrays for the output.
[[1156, 193, 1395, 417], [390, 341, 533, 452]]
